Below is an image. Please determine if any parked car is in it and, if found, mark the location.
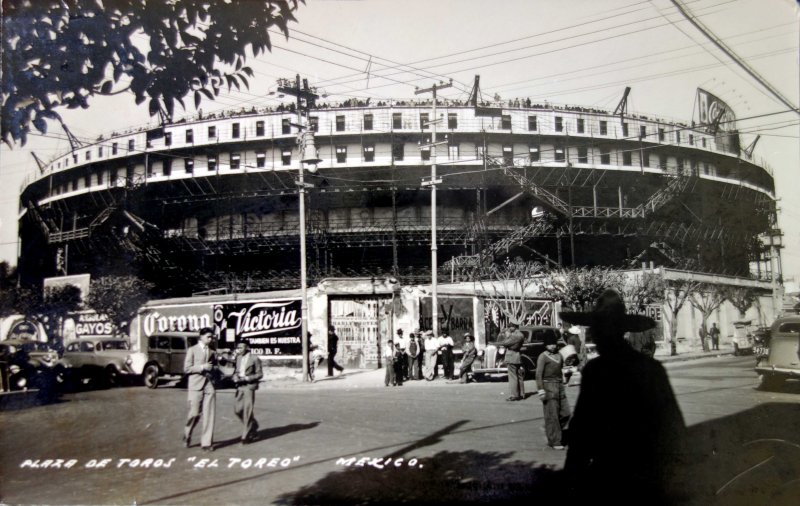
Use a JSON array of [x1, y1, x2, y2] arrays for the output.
[[56, 337, 145, 388], [753, 326, 771, 361], [472, 326, 564, 381], [142, 332, 235, 389], [0, 339, 59, 391], [755, 315, 800, 391]]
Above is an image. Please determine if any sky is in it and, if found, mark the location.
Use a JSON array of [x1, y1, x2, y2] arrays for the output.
[[1, 0, 798, 285]]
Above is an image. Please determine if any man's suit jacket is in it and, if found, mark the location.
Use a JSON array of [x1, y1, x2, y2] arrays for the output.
[[184, 343, 217, 391], [234, 352, 264, 391], [496, 329, 525, 365]]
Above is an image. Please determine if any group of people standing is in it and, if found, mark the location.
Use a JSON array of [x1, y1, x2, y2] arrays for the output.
[[383, 328, 475, 386]]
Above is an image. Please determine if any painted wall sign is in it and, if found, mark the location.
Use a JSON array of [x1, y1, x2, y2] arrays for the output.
[[213, 299, 302, 356]]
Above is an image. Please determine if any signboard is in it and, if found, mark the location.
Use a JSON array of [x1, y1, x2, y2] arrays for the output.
[[138, 298, 302, 357], [63, 312, 115, 340], [8, 320, 40, 341], [696, 88, 737, 133], [483, 299, 555, 343], [419, 296, 474, 347], [213, 299, 302, 356], [43, 273, 91, 300]]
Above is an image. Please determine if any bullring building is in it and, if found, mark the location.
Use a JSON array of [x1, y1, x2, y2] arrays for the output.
[[18, 86, 780, 296]]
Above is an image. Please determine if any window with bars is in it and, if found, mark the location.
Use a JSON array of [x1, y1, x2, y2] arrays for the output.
[[448, 143, 459, 159], [554, 144, 565, 162], [577, 146, 588, 163], [529, 145, 540, 162], [503, 144, 513, 165], [309, 116, 319, 132], [600, 148, 610, 164]]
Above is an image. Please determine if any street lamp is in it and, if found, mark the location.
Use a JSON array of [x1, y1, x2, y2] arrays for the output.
[[299, 129, 321, 382]]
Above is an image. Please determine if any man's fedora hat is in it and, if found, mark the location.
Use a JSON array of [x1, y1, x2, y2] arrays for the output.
[[567, 325, 581, 335], [559, 289, 655, 333]]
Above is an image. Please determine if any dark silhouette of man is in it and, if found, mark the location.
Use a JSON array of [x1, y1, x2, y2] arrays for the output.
[[327, 325, 344, 376], [561, 289, 687, 505]]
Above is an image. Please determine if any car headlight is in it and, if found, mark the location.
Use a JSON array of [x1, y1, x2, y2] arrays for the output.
[[9, 365, 21, 375], [16, 376, 27, 388], [498, 347, 506, 354], [125, 356, 133, 366]]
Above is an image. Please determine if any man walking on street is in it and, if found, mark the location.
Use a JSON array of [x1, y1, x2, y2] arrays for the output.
[[536, 332, 570, 450], [327, 325, 344, 376], [496, 320, 525, 401], [183, 327, 217, 452], [233, 341, 263, 445]]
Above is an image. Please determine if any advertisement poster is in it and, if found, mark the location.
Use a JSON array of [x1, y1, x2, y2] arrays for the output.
[[419, 296, 474, 347], [213, 299, 302, 356]]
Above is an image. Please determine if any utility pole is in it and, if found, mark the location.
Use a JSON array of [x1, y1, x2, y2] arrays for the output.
[[416, 79, 452, 336], [277, 75, 320, 382]]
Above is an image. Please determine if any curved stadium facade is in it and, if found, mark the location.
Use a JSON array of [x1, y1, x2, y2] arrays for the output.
[[18, 99, 778, 295]]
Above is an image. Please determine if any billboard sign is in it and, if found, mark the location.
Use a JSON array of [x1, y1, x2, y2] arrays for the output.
[[696, 88, 736, 133], [419, 296, 474, 347]]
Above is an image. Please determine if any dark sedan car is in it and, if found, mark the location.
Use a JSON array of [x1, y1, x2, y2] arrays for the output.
[[471, 326, 565, 380], [0, 339, 59, 391]]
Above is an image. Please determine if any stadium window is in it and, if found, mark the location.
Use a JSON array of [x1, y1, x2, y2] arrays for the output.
[[577, 146, 588, 164], [86, 150, 91, 161], [600, 147, 611, 165], [98, 146, 103, 157], [448, 141, 459, 159], [185, 158, 194, 173], [281, 118, 291, 135], [659, 154, 667, 169], [554, 144, 565, 162], [126, 163, 134, 180], [502, 144, 513, 165], [84, 174, 91, 187], [392, 113, 402, 130], [186, 129, 194, 143], [281, 149, 291, 166], [448, 113, 457, 129], [555, 116, 563, 132], [256, 121, 265, 137], [336, 145, 347, 163], [163, 158, 172, 176], [476, 144, 485, 159], [363, 144, 375, 162], [529, 145, 540, 162], [230, 153, 241, 169], [420, 113, 429, 130], [163, 132, 171, 146], [622, 123, 629, 137], [577, 118, 585, 134], [392, 141, 404, 161], [642, 152, 650, 168], [688, 134, 694, 145], [256, 151, 266, 168], [336, 115, 345, 132], [309, 116, 319, 132], [232, 123, 240, 139], [640, 125, 647, 139], [147, 159, 154, 176], [209, 125, 217, 139], [208, 155, 217, 171], [146, 138, 152, 148], [363, 114, 373, 130], [128, 139, 134, 152], [73, 153, 78, 163], [72, 179, 78, 191], [658, 128, 665, 141], [501, 115, 511, 129], [703, 162, 709, 175], [675, 130, 680, 143], [622, 151, 632, 166], [112, 142, 118, 155], [599, 121, 607, 135], [528, 115, 537, 131], [420, 136, 431, 161]]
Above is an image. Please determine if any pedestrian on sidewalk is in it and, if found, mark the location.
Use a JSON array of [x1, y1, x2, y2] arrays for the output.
[[709, 323, 720, 351], [326, 325, 345, 377], [458, 333, 478, 383], [561, 289, 687, 504], [495, 320, 525, 401], [422, 331, 440, 380], [232, 341, 263, 445], [698, 324, 708, 350], [396, 329, 409, 381], [183, 328, 217, 452], [440, 329, 455, 379], [407, 333, 420, 380], [383, 339, 396, 386], [536, 332, 570, 450], [392, 342, 404, 386]]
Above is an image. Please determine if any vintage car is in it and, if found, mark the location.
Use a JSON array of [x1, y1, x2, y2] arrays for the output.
[[755, 315, 800, 391], [731, 321, 756, 356], [0, 339, 59, 391], [472, 326, 566, 380], [56, 337, 146, 387], [142, 332, 235, 389]]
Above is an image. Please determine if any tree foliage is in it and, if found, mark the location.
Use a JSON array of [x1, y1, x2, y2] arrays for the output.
[[689, 283, 727, 352], [623, 271, 666, 310], [542, 266, 625, 312], [1, 0, 303, 145], [87, 275, 154, 335], [478, 258, 546, 323], [663, 278, 701, 356], [724, 286, 758, 318]]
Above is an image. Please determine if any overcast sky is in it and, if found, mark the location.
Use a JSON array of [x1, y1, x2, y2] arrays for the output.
[[1, 0, 798, 284]]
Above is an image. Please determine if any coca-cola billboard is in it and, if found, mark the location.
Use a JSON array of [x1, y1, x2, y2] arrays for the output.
[[213, 299, 302, 356]]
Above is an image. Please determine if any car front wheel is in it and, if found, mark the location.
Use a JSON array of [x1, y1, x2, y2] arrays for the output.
[[105, 365, 120, 387], [143, 364, 160, 389]]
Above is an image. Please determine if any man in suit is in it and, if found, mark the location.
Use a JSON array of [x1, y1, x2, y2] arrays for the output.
[[233, 340, 263, 445], [327, 325, 345, 377], [183, 327, 217, 451], [496, 320, 526, 401]]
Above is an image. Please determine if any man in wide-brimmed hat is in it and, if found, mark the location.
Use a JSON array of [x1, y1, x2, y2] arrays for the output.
[[561, 289, 687, 504], [495, 319, 526, 401]]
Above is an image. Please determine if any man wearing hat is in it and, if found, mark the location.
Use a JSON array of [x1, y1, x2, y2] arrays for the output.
[[457, 333, 478, 383], [395, 329, 408, 381], [495, 319, 526, 401], [561, 289, 687, 503], [536, 331, 570, 450]]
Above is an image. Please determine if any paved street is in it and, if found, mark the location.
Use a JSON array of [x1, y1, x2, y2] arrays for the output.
[[0, 355, 797, 505]]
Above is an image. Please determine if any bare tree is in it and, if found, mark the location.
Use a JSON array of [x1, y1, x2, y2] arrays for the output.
[[624, 272, 666, 310], [477, 258, 546, 324], [689, 283, 727, 352], [724, 286, 757, 319], [663, 279, 701, 356], [543, 266, 625, 312]]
